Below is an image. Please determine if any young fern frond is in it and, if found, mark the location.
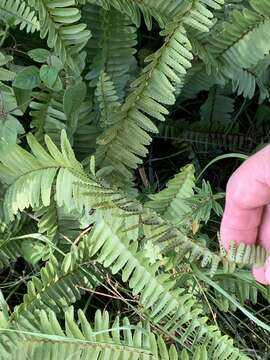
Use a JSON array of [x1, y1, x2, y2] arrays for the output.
[[83, 4, 137, 99], [28, 0, 91, 71], [0, 0, 39, 33], [0, 308, 178, 360], [146, 164, 195, 224]]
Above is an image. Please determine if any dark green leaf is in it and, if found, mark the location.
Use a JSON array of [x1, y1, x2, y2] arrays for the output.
[[13, 87, 32, 113], [63, 81, 87, 119], [13, 66, 41, 90]]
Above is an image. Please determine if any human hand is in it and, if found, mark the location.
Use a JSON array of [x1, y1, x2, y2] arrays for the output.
[[220, 145, 270, 285]]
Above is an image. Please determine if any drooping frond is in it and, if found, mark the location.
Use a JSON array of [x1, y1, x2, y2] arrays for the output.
[[0, 132, 244, 275], [87, 213, 249, 359], [146, 164, 195, 224], [83, 4, 137, 99], [28, 0, 91, 71], [0, 308, 178, 360], [0, 0, 39, 33]]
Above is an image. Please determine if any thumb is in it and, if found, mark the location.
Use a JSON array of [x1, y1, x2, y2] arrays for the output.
[[252, 257, 270, 285]]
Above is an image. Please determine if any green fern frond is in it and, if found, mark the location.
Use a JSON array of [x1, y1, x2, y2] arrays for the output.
[[95, 71, 121, 127], [213, 273, 270, 312], [182, 130, 253, 152], [0, 219, 22, 269], [12, 238, 98, 319], [0, 0, 39, 33], [88, 0, 224, 30], [30, 91, 66, 145], [28, 0, 91, 71], [197, 0, 270, 98], [146, 164, 195, 224], [87, 213, 248, 359], [0, 308, 178, 360], [200, 87, 235, 125], [83, 4, 137, 99]]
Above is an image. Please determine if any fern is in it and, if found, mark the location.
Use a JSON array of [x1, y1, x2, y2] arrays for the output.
[[28, 0, 91, 71], [146, 164, 195, 224], [0, 0, 39, 33], [12, 240, 98, 319], [0, 308, 178, 360], [213, 272, 270, 312], [200, 87, 235, 126], [83, 4, 137, 99]]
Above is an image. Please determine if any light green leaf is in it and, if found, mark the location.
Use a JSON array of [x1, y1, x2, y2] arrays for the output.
[[28, 49, 50, 63], [39, 65, 62, 90]]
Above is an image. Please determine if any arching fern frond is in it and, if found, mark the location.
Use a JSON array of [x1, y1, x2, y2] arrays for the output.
[[87, 213, 248, 359], [28, 0, 91, 71], [0, 308, 178, 360], [0, 0, 39, 33]]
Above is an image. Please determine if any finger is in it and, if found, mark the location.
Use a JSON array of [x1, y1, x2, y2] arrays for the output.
[[221, 145, 270, 250], [257, 204, 270, 251], [252, 257, 270, 285]]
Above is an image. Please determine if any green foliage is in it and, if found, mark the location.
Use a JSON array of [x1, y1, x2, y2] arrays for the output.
[[0, 308, 179, 360], [0, 0, 270, 358]]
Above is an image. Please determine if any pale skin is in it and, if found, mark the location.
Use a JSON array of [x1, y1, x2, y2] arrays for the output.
[[221, 144, 270, 285]]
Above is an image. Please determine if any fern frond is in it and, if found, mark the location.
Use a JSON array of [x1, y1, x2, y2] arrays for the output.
[[0, 308, 178, 360], [12, 238, 98, 319], [95, 71, 121, 127], [182, 130, 253, 152], [28, 0, 91, 71], [30, 91, 66, 145], [213, 272, 270, 312], [146, 164, 195, 224], [0, 220, 22, 269], [94, 0, 226, 182], [0, 0, 39, 33], [83, 4, 137, 99], [198, 0, 270, 98], [88, 0, 224, 30], [87, 213, 248, 359], [200, 87, 235, 125]]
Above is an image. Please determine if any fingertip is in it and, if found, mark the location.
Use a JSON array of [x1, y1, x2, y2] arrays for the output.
[[252, 265, 270, 285], [220, 226, 257, 251]]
